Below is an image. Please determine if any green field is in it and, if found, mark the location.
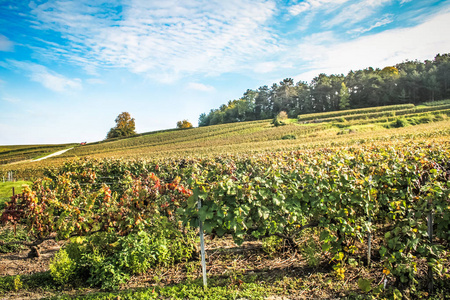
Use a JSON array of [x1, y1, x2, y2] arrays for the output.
[[0, 181, 31, 209], [0, 102, 449, 299]]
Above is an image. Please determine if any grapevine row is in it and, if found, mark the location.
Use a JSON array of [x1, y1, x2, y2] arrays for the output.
[[1, 140, 449, 285]]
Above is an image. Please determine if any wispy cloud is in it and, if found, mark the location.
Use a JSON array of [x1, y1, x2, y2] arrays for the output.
[[294, 31, 338, 62], [186, 82, 216, 92], [25, 0, 280, 82], [3, 0, 448, 87], [0, 35, 14, 51], [6, 60, 82, 92], [288, 0, 350, 16], [347, 14, 394, 35], [324, 0, 392, 28], [293, 10, 450, 82], [253, 61, 279, 73], [286, 0, 351, 31]]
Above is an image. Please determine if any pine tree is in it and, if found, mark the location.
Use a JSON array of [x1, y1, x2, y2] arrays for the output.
[[338, 82, 350, 110]]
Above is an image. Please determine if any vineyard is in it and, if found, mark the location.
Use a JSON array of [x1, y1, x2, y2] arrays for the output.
[[3, 100, 450, 179], [0, 102, 450, 299], [0, 144, 77, 166]]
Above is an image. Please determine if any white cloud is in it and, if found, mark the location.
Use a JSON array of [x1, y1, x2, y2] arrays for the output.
[[288, 2, 310, 15], [31, 71, 82, 92], [324, 0, 392, 28], [293, 10, 450, 82], [347, 14, 394, 35], [288, 0, 350, 16], [294, 31, 338, 63], [253, 61, 279, 73], [186, 82, 216, 92], [27, 0, 280, 82], [6, 60, 82, 92], [0, 35, 14, 51]]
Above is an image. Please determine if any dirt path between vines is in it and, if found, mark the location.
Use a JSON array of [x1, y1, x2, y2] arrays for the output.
[[5, 147, 74, 166], [32, 148, 74, 162]]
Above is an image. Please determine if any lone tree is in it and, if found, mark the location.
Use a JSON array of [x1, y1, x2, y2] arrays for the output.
[[176, 119, 193, 129], [106, 112, 136, 139]]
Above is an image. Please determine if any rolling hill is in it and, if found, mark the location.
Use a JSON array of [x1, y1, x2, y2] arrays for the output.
[[1, 100, 450, 179]]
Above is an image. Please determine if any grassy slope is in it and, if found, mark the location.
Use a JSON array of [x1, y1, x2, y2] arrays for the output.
[[54, 101, 450, 159], [1, 101, 450, 176], [0, 181, 31, 209]]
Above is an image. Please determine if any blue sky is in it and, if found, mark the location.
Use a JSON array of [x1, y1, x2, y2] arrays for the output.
[[1, 0, 449, 145]]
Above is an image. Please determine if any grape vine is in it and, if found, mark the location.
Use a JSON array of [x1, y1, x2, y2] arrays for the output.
[[1, 140, 449, 286]]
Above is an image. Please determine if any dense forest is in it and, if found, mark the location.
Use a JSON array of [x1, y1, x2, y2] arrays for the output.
[[199, 54, 450, 126]]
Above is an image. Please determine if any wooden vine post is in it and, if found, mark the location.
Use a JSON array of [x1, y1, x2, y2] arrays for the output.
[[367, 216, 372, 268], [427, 200, 433, 294], [197, 191, 208, 289], [12, 187, 16, 235], [367, 176, 372, 268]]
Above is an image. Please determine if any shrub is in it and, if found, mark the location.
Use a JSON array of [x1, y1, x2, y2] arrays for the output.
[[262, 236, 283, 255], [390, 118, 408, 128], [118, 230, 169, 274], [407, 114, 433, 125], [49, 249, 76, 285], [55, 217, 196, 290], [434, 113, 447, 121], [0, 275, 22, 292], [272, 111, 288, 127], [281, 134, 296, 140], [334, 122, 350, 129]]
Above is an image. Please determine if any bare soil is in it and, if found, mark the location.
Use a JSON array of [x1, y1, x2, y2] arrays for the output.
[[0, 240, 63, 277], [0, 235, 363, 300], [0, 235, 447, 300]]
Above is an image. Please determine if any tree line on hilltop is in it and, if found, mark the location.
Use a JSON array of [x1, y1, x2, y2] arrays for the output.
[[198, 53, 450, 126]]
